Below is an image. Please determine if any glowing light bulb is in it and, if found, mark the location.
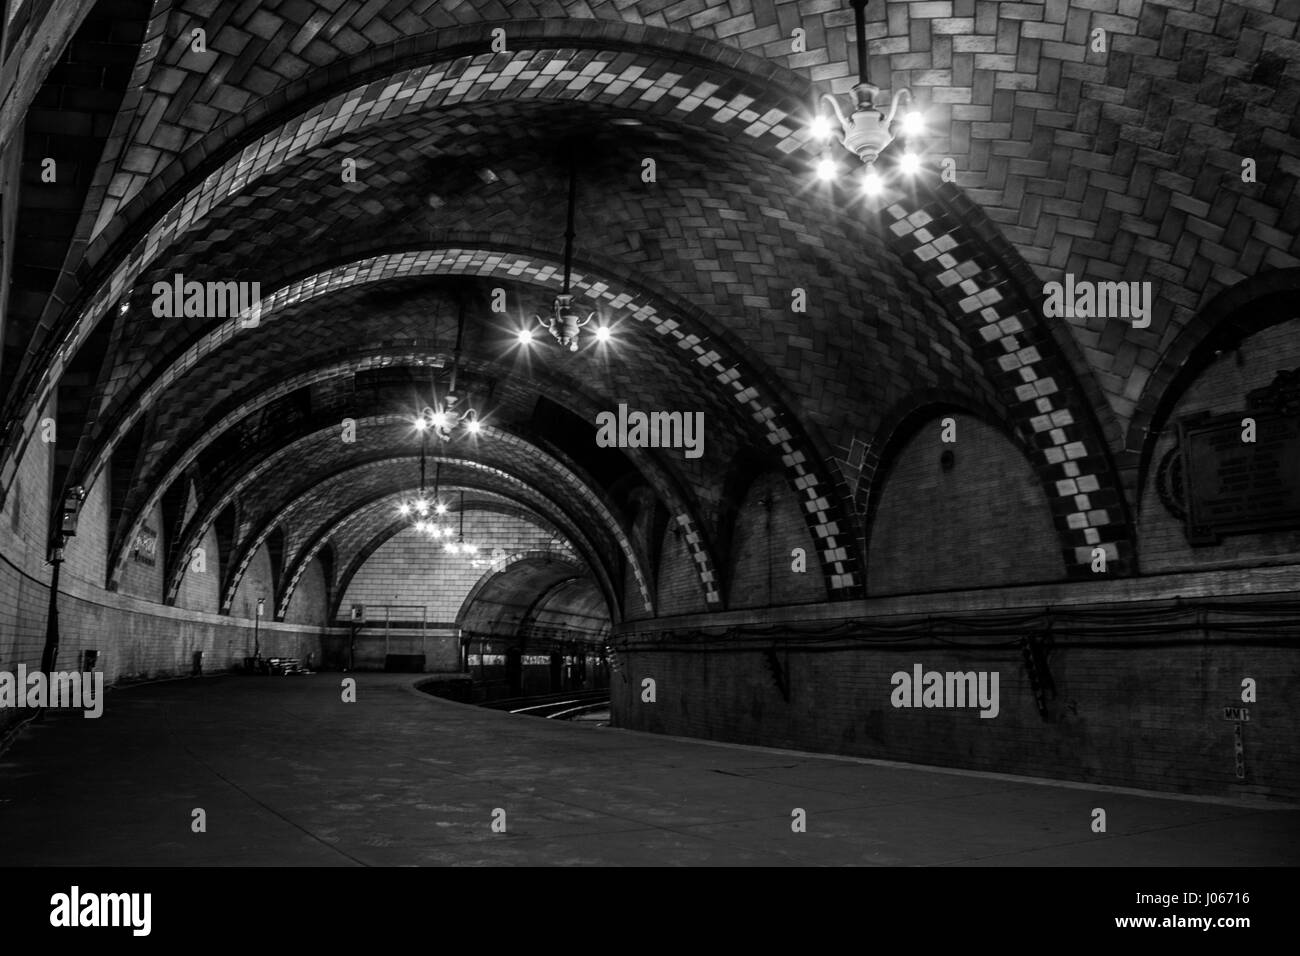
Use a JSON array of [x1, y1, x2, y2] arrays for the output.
[[398, 503, 410, 516], [415, 498, 428, 515], [435, 502, 447, 514], [861, 168, 884, 197], [815, 156, 837, 182], [444, 542, 456, 554], [901, 110, 924, 137], [516, 328, 533, 344], [466, 419, 481, 433], [594, 325, 612, 343], [900, 152, 921, 176], [430, 411, 448, 430], [810, 114, 834, 140], [413, 417, 427, 432]]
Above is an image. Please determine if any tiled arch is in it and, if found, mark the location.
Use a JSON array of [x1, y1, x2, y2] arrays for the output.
[[1122, 267, 1300, 522], [109, 397, 653, 616], [122, 346, 715, 613], [276, 463, 612, 623], [7, 31, 875, 599], [82, 246, 841, 601], [455, 551, 591, 632], [879, 176, 1135, 577], [6, 30, 818, 450], [456, 551, 594, 637], [324, 509, 585, 625], [196, 471, 565, 613], [272, 492, 578, 623], [73, 280, 729, 608]]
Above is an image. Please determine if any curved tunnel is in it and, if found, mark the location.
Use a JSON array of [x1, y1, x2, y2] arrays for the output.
[[1, 0, 1298, 877]]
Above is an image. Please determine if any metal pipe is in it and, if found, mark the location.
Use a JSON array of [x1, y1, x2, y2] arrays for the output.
[[40, 553, 62, 677]]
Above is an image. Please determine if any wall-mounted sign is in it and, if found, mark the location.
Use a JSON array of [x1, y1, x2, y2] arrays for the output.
[[132, 525, 157, 566], [1222, 706, 1250, 722], [1157, 369, 1300, 545]]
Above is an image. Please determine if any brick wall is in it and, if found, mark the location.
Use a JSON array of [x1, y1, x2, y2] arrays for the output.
[[4, 394, 54, 586], [229, 540, 275, 621], [1139, 318, 1300, 573], [283, 554, 327, 626], [0, 422, 333, 739], [655, 522, 708, 615], [340, 513, 562, 624], [726, 469, 826, 609], [0, 550, 333, 735], [612, 613, 1299, 801], [116, 498, 164, 601], [175, 522, 220, 613], [61, 469, 108, 587], [868, 413, 1065, 593]]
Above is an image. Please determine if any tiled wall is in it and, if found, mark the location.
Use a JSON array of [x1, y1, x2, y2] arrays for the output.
[[340, 513, 568, 625]]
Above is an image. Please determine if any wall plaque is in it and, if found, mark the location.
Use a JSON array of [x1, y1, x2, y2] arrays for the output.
[[132, 525, 158, 566], [1158, 369, 1300, 545]]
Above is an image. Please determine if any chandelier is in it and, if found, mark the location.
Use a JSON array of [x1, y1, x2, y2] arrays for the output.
[[442, 489, 478, 555], [528, 150, 611, 351], [416, 399, 479, 442], [396, 453, 454, 538], [810, 0, 925, 194], [421, 297, 482, 440]]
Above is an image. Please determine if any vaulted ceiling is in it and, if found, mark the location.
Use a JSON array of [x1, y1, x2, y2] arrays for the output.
[[2, 0, 1296, 623]]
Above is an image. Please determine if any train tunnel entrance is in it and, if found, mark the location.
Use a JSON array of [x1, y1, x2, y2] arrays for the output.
[[454, 551, 612, 703]]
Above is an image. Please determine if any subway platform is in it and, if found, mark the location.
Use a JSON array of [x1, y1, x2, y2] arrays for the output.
[[0, 674, 1295, 867]]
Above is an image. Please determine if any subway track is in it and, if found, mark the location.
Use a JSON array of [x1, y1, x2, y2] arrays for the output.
[[482, 690, 611, 720]]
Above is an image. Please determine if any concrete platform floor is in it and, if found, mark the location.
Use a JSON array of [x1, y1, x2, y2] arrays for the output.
[[1, 674, 1296, 866]]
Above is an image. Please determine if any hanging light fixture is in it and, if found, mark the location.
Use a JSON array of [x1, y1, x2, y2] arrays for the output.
[[410, 461, 455, 538], [421, 296, 482, 441], [533, 149, 609, 351], [443, 489, 479, 555], [811, 0, 926, 183], [396, 434, 453, 537]]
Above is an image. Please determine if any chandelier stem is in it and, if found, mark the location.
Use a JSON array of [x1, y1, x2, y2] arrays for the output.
[[562, 150, 577, 296], [450, 296, 464, 393], [852, 0, 870, 85]]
